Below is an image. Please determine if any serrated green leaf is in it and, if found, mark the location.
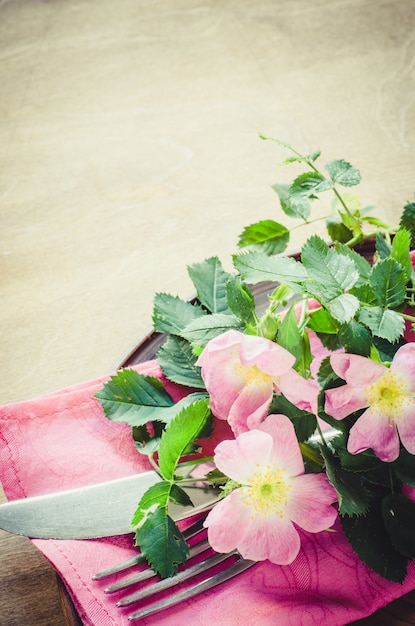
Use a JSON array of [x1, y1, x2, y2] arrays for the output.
[[390, 228, 412, 280], [338, 320, 372, 355], [225, 278, 257, 325], [392, 449, 415, 487], [289, 171, 332, 197], [341, 499, 409, 582], [181, 313, 244, 346], [135, 507, 189, 578], [399, 202, 415, 247], [153, 293, 206, 335], [325, 159, 361, 186], [370, 259, 406, 308], [187, 257, 232, 314], [169, 483, 194, 507], [272, 183, 311, 221], [233, 250, 307, 289], [376, 232, 391, 260], [307, 307, 338, 334], [95, 369, 174, 425], [277, 305, 303, 367], [326, 213, 354, 244], [358, 306, 405, 342], [158, 399, 211, 480], [131, 481, 171, 528], [269, 393, 317, 442], [382, 493, 415, 559], [320, 446, 370, 515], [157, 335, 205, 388], [302, 236, 360, 300], [326, 293, 360, 323], [238, 219, 290, 255], [335, 243, 372, 283]]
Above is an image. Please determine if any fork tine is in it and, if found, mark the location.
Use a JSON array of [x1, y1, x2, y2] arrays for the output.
[[104, 534, 211, 593], [127, 557, 256, 621], [116, 549, 237, 606], [92, 514, 208, 580]]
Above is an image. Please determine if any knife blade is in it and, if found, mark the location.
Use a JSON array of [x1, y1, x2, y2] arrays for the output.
[[0, 469, 219, 539]]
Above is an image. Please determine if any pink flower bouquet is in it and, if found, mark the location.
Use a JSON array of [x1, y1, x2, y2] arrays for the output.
[[95, 139, 415, 584]]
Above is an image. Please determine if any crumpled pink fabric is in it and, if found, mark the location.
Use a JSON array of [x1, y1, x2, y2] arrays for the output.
[[0, 361, 415, 626]]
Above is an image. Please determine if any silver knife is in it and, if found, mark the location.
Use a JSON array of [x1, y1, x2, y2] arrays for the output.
[[0, 470, 219, 539]]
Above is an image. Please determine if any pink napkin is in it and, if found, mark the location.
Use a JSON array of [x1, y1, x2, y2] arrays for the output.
[[1, 361, 415, 626]]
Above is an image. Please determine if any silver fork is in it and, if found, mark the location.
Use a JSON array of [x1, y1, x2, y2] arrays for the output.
[[92, 513, 255, 621]]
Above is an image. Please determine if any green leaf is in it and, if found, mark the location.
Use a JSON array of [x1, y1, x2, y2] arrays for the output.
[[341, 499, 409, 582], [225, 278, 257, 325], [390, 228, 412, 281], [238, 219, 290, 255], [277, 306, 303, 367], [338, 320, 372, 355], [301, 236, 360, 300], [135, 506, 189, 578], [399, 202, 415, 247], [289, 171, 332, 197], [158, 399, 211, 480], [325, 293, 360, 324], [326, 213, 354, 244], [358, 306, 404, 342], [392, 449, 415, 487], [169, 483, 194, 507], [307, 308, 338, 334], [376, 231, 391, 260], [272, 183, 311, 221], [157, 335, 205, 388], [382, 493, 415, 559], [95, 369, 174, 425], [153, 293, 206, 335], [335, 243, 372, 283], [187, 257, 232, 314], [181, 313, 244, 346], [269, 394, 317, 442], [233, 250, 307, 289], [320, 446, 370, 515], [370, 259, 407, 308], [325, 159, 361, 186], [131, 481, 171, 528]]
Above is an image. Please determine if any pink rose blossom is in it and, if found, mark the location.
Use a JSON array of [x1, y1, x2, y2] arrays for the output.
[[196, 330, 319, 435], [325, 344, 415, 462], [203, 414, 337, 564]]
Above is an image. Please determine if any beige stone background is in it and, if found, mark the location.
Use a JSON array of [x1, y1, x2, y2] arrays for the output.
[[1, 1, 415, 624]]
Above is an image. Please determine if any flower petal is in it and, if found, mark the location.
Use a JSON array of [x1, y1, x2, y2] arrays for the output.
[[347, 408, 400, 462], [203, 491, 250, 553], [324, 384, 368, 420], [391, 343, 415, 387], [396, 404, 415, 455], [259, 414, 304, 477], [213, 429, 274, 483], [278, 369, 320, 415], [239, 334, 295, 376], [237, 514, 301, 565], [204, 490, 301, 565], [195, 329, 243, 366], [226, 381, 273, 435], [330, 353, 386, 386], [289, 474, 337, 532]]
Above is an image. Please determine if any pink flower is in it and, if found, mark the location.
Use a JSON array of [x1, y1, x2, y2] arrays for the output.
[[195, 330, 296, 435], [203, 414, 337, 565], [324, 344, 415, 462]]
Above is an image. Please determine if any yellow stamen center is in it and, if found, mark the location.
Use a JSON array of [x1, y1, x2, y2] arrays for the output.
[[233, 361, 272, 386], [366, 370, 411, 421], [241, 464, 293, 519]]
